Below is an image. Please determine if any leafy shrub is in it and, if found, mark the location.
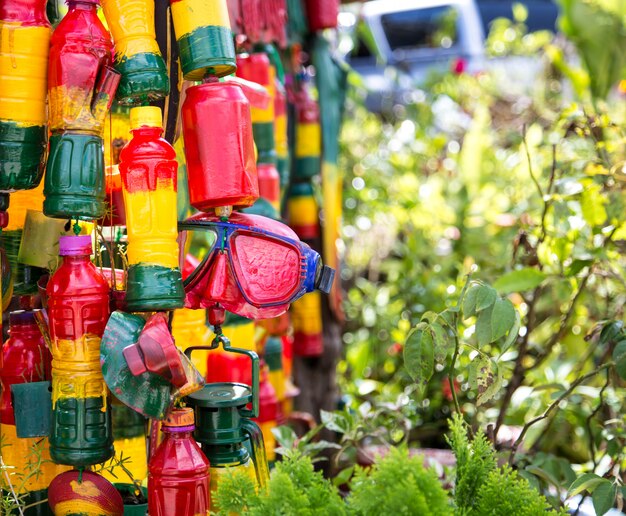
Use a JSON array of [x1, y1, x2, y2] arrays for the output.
[[447, 415, 565, 515], [473, 465, 566, 516], [213, 452, 346, 516], [347, 447, 450, 516]]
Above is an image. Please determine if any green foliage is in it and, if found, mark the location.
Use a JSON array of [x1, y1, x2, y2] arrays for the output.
[[558, 0, 626, 99], [213, 452, 346, 516], [446, 414, 497, 514], [347, 447, 450, 516], [473, 466, 566, 515]]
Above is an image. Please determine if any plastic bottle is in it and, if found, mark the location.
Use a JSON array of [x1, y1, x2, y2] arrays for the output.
[[101, 0, 169, 104], [182, 81, 258, 211], [0, 310, 68, 507], [253, 365, 279, 463], [45, 0, 119, 220], [294, 85, 321, 180], [47, 234, 113, 466], [148, 407, 211, 516], [169, 0, 235, 80], [206, 319, 255, 386], [0, 0, 50, 191], [288, 181, 319, 240], [118, 106, 184, 311]]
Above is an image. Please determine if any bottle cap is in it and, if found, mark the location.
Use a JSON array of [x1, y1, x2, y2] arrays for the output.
[[9, 310, 37, 326], [130, 106, 162, 130], [163, 407, 195, 430], [59, 235, 92, 256]]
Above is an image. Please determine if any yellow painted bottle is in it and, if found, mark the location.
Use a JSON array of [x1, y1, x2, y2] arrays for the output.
[[0, 0, 51, 191], [101, 0, 169, 104], [172, 307, 211, 377], [119, 106, 184, 311]]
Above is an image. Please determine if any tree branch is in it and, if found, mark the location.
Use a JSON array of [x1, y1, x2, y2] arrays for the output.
[[508, 363, 612, 464]]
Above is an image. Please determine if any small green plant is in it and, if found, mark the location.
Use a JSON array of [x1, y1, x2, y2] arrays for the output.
[[213, 451, 346, 516], [447, 414, 565, 515], [347, 447, 450, 516]]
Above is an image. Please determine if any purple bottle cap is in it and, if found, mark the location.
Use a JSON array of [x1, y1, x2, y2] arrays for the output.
[[59, 235, 93, 256]]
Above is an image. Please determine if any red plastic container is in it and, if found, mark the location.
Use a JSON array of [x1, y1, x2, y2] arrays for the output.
[[47, 236, 110, 342], [304, 0, 338, 31], [182, 82, 258, 211], [0, 310, 50, 425], [148, 407, 211, 516], [206, 351, 252, 387], [257, 163, 280, 211]]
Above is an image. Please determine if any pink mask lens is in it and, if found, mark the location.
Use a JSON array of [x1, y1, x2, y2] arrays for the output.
[[230, 232, 302, 306]]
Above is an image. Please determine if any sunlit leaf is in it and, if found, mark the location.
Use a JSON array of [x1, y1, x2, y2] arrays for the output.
[[493, 268, 546, 294], [567, 472, 604, 498]]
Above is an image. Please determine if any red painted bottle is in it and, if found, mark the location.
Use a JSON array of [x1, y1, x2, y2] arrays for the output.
[[47, 235, 113, 466], [148, 407, 211, 516], [45, 0, 119, 220], [181, 81, 258, 211], [0, 310, 50, 425], [304, 0, 338, 31]]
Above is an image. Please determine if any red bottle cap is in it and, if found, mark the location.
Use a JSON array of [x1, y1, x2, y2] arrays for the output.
[[58, 235, 93, 256]]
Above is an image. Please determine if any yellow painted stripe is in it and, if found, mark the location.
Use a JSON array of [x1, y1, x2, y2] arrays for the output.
[[295, 123, 321, 158], [173, 307, 211, 377], [124, 188, 179, 268], [260, 421, 276, 462], [50, 335, 102, 362], [0, 424, 70, 491], [51, 367, 107, 407], [48, 85, 107, 135], [289, 197, 318, 225], [54, 498, 119, 515], [101, 435, 147, 482], [291, 292, 323, 334], [0, 23, 50, 124], [274, 114, 288, 156], [171, 0, 230, 39]]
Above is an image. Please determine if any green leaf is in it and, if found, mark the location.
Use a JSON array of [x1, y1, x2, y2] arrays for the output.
[[404, 325, 435, 391], [500, 309, 521, 353], [475, 304, 494, 346], [421, 311, 440, 324], [581, 181, 608, 227], [469, 356, 500, 404], [592, 481, 616, 516], [476, 359, 502, 406], [333, 466, 354, 486], [567, 472, 603, 497], [612, 340, 626, 380], [493, 268, 546, 294], [491, 298, 516, 342], [272, 426, 297, 450], [475, 285, 497, 312], [320, 410, 352, 434], [462, 284, 480, 317], [525, 465, 560, 488], [431, 321, 454, 363], [600, 321, 624, 345]]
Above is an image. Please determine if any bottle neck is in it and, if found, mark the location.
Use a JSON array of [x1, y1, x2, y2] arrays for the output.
[[163, 428, 194, 439], [62, 254, 90, 264], [132, 126, 163, 138], [68, 0, 98, 11]]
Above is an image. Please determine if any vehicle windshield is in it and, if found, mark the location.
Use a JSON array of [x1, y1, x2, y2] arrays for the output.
[[380, 6, 459, 52]]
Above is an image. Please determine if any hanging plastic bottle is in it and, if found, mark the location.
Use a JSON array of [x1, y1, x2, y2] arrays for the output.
[[101, 0, 168, 104], [264, 336, 286, 418], [148, 407, 211, 516], [253, 364, 278, 463], [118, 106, 184, 311], [274, 79, 290, 190], [45, 0, 120, 220], [182, 81, 258, 211], [291, 291, 324, 357], [0, 310, 68, 506], [172, 307, 212, 377], [0, 0, 51, 191], [47, 234, 113, 466], [170, 0, 235, 80], [304, 0, 339, 32], [294, 84, 321, 180], [288, 181, 319, 240]]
